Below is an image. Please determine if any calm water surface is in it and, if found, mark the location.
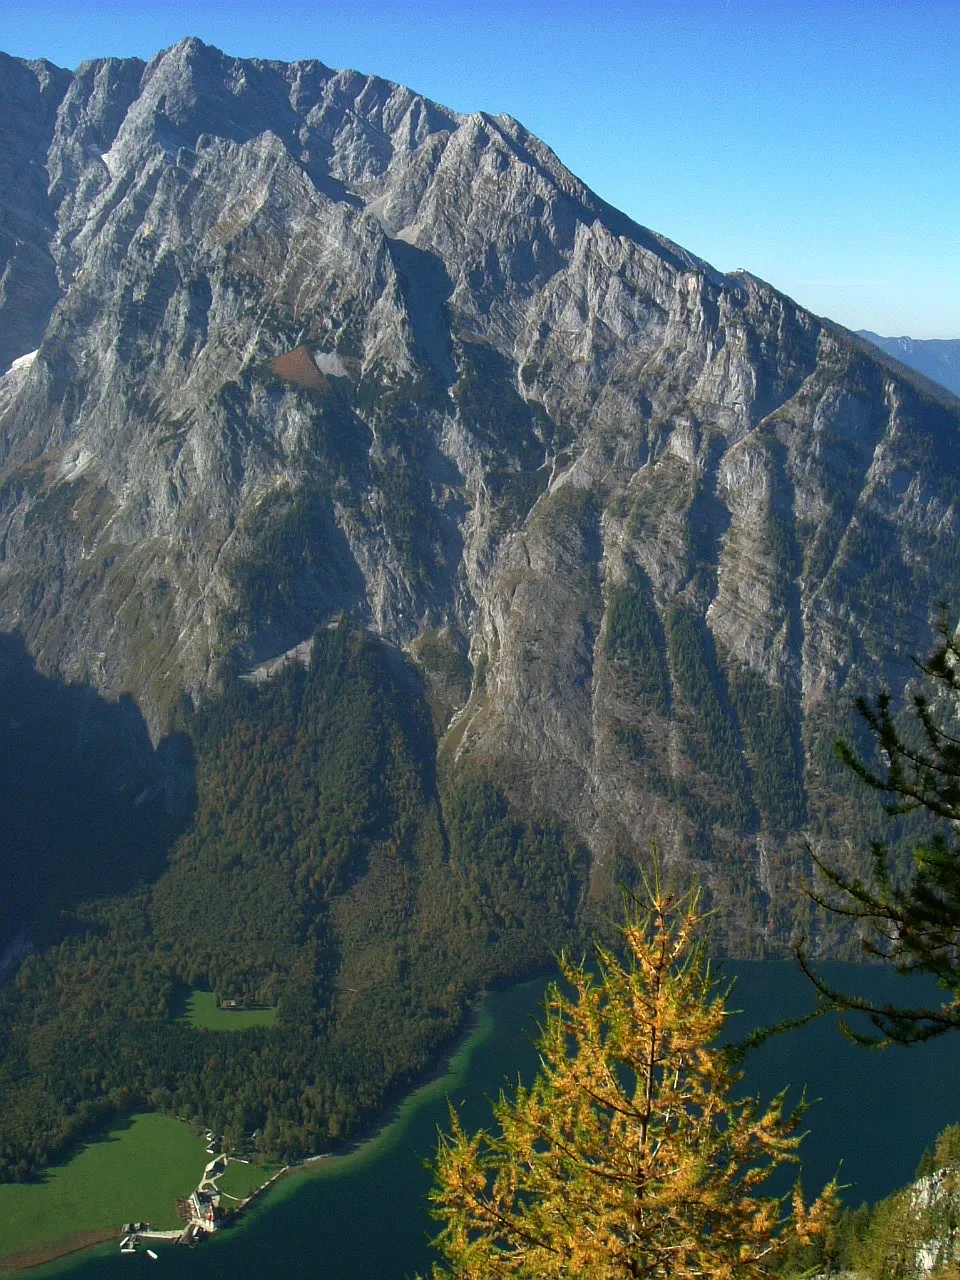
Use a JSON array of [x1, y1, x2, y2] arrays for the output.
[[42, 962, 960, 1280]]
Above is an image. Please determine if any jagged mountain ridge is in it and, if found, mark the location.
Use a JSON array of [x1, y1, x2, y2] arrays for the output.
[[1, 37, 959, 939]]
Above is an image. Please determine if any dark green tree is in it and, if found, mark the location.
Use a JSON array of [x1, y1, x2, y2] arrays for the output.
[[802, 611, 960, 1042]]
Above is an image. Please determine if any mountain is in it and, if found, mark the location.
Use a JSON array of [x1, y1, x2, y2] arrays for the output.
[[0, 36, 959, 1171], [1, 36, 958, 938], [858, 331, 960, 399]]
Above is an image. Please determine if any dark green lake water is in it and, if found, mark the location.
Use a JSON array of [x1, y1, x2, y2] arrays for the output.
[[42, 962, 960, 1280]]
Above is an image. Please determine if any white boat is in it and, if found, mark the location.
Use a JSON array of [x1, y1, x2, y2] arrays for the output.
[[146, 1249, 159, 1261]]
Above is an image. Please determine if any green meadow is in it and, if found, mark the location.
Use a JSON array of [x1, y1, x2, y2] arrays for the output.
[[180, 990, 277, 1030], [0, 1114, 207, 1258], [214, 1160, 284, 1202], [0, 996, 499, 1269]]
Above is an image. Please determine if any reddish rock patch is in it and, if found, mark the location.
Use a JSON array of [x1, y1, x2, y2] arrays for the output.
[[268, 345, 327, 392]]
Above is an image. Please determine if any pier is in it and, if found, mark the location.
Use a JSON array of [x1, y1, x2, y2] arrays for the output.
[[116, 1131, 293, 1256]]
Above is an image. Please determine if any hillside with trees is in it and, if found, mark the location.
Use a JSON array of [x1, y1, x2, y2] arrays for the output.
[[0, 624, 585, 1179]]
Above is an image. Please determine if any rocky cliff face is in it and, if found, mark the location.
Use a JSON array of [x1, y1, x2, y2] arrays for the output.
[[1, 38, 958, 946]]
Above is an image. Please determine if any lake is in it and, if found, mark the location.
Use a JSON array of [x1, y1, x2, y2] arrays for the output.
[[34, 961, 960, 1279]]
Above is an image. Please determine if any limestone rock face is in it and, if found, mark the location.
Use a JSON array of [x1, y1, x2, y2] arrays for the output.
[[1, 38, 958, 945]]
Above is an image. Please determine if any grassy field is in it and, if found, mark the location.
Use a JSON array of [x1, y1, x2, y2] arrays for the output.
[[181, 990, 277, 1030], [215, 1160, 284, 1202], [0, 1114, 208, 1258]]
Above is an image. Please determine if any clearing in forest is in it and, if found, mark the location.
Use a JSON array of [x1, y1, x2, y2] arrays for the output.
[[213, 1159, 285, 1201], [180, 990, 277, 1030], [0, 1113, 207, 1258]]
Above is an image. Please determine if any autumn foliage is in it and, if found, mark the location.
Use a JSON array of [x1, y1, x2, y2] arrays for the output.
[[428, 883, 837, 1279]]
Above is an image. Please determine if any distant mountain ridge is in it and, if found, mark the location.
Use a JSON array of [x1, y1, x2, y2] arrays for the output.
[[858, 331, 960, 398]]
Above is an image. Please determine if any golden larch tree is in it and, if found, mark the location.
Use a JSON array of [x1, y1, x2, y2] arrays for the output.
[[427, 882, 837, 1279]]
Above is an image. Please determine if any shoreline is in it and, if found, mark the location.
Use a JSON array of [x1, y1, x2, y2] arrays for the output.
[[0, 1229, 118, 1274], [0, 985, 508, 1274]]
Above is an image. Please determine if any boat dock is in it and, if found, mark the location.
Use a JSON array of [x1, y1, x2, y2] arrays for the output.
[[116, 1131, 294, 1256]]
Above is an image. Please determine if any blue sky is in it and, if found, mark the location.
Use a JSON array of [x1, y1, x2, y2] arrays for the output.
[[2, 0, 957, 337]]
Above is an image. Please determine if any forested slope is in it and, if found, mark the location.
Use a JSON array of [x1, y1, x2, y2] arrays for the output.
[[0, 625, 584, 1178], [0, 632, 183, 951]]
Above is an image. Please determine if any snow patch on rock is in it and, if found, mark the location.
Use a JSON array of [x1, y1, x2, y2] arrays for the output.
[[10, 349, 38, 374], [100, 143, 123, 178], [313, 351, 347, 378], [0, 349, 39, 415]]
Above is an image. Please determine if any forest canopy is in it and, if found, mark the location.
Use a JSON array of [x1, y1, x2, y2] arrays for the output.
[[0, 624, 585, 1179]]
